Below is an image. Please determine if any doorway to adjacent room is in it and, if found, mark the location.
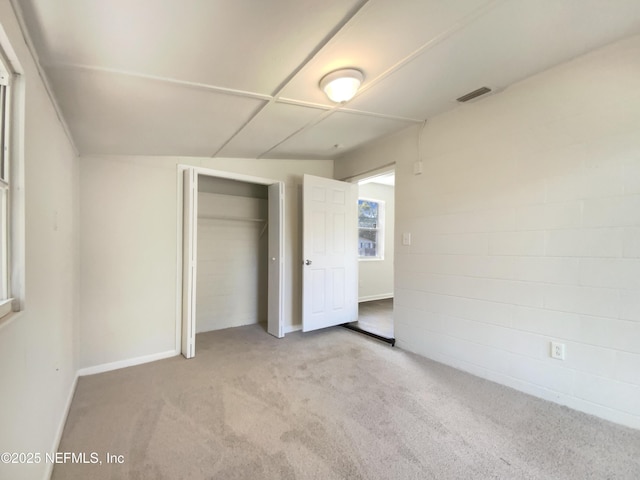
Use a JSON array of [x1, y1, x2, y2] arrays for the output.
[[346, 169, 395, 344]]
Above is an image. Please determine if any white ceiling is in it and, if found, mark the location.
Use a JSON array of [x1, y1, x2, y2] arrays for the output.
[[15, 0, 640, 159]]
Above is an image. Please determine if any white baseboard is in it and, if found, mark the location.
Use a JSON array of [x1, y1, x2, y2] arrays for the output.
[[359, 293, 393, 303], [43, 372, 78, 480], [395, 339, 640, 430], [78, 349, 179, 377], [284, 324, 302, 334]]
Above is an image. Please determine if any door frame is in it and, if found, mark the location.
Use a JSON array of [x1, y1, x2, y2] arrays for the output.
[[176, 165, 285, 357], [343, 165, 396, 339]]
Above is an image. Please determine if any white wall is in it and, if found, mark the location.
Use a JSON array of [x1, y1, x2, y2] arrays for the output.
[[196, 191, 268, 332], [79, 156, 333, 369], [337, 34, 640, 429], [358, 182, 394, 302], [0, 2, 79, 479], [336, 126, 414, 181]]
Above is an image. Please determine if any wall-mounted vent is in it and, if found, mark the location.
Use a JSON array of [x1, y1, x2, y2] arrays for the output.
[[456, 86, 492, 103]]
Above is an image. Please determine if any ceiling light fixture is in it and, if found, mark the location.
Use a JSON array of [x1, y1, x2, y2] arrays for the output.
[[319, 68, 364, 103]]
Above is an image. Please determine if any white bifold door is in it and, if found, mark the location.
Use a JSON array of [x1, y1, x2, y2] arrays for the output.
[[267, 181, 284, 338], [182, 168, 198, 359], [302, 174, 358, 332]]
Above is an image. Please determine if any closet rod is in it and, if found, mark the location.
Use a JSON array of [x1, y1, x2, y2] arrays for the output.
[[199, 215, 266, 223]]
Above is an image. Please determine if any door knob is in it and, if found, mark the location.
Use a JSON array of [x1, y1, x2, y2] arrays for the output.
[[304, 259, 312, 265]]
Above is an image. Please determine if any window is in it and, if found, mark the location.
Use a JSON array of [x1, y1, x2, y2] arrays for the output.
[[0, 49, 13, 318], [358, 198, 384, 259]]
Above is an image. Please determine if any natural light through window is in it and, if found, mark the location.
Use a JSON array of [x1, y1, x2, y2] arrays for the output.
[[358, 198, 384, 259]]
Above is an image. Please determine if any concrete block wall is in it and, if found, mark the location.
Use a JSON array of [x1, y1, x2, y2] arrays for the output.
[[196, 192, 268, 332], [395, 35, 640, 428], [338, 34, 640, 428]]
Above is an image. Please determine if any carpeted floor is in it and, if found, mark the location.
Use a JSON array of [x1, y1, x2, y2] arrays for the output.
[[53, 325, 640, 479]]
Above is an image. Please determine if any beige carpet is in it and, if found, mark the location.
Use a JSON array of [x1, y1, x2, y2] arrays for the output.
[[54, 325, 640, 479]]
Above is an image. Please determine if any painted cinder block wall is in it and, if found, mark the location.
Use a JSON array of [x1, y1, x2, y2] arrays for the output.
[[337, 34, 640, 428], [196, 191, 268, 332]]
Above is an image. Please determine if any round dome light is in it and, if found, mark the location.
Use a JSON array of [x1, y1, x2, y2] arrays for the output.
[[319, 68, 364, 103]]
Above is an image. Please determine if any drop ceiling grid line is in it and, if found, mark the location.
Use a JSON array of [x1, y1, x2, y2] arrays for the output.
[[268, 0, 371, 98], [257, 91, 423, 159], [211, 0, 372, 158], [255, 100, 422, 159], [274, 97, 332, 111], [275, 97, 422, 123], [259, 0, 506, 159], [45, 63, 273, 102], [10, 0, 79, 155], [256, 105, 341, 159], [336, 106, 422, 123], [208, 99, 272, 157], [349, 0, 507, 104], [47, 60, 424, 125]]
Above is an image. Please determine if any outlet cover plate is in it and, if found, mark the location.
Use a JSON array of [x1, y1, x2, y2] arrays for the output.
[[551, 342, 565, 360]]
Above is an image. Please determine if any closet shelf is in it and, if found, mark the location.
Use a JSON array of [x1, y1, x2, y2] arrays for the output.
[[199, 215, 267, 223]]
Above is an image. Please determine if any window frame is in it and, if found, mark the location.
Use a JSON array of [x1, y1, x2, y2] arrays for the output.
[[0, 46, 14, 319], [357, 197, 385, 261]]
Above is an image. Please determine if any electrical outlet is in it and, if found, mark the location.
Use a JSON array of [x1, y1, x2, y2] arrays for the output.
[[551, 342, 565, 360], [402, 233, 411, 246]]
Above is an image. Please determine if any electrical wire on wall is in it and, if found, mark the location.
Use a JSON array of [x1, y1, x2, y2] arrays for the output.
[[417, 119, 427, 163]]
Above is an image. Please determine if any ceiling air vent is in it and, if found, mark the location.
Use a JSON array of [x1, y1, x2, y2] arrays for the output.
[[456, 86, 492, 103]]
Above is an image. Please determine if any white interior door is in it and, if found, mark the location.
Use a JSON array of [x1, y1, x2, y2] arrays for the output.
[[181, 169, 198, 358], [302, 174, 358, 332], [268, 182, 284, 338]]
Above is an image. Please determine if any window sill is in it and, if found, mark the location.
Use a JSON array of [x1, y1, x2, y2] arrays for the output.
[[0, 297, 13, 317], [359, 257, 385, 262], [0, 307, 23, 330]]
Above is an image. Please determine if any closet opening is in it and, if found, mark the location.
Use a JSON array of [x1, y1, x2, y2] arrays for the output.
[[178, 166, 284, 359], [197, 176, 268, 333]]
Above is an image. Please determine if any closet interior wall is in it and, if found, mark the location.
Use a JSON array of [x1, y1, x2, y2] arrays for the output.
[[196, 176, 268, 333]]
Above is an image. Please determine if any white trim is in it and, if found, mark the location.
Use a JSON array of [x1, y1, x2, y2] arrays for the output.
[[175, 167, 183, 353], [340, 164, 395, 184], [190, 165, 280, 186], [43, 373, 78, 480], [284, 324, 302, 334], [395, 340, 640, 430], [0, 296, 12, 318], [359, 293, 393, 303], [181, 168, 198, 358], [77, 349, 178, 377], [8, 69, 24, 313]]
